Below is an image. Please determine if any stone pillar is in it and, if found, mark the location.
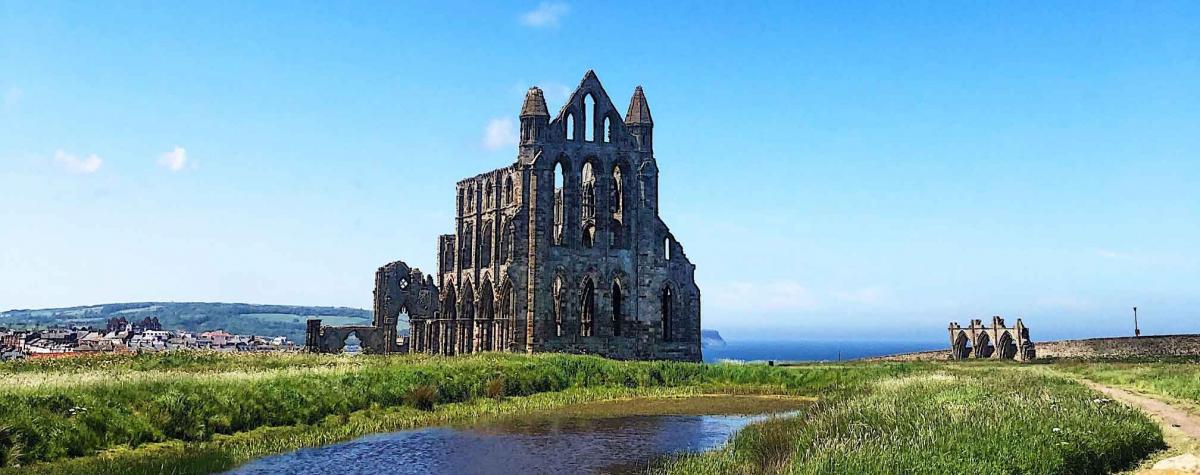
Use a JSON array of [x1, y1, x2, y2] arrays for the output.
[[306, 319, 322, 352]]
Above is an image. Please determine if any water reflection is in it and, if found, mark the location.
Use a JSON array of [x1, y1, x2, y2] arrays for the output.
[[229, 412, 784, 475]]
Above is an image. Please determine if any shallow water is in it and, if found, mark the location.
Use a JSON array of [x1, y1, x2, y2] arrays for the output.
[[228, 410, 785, 474]]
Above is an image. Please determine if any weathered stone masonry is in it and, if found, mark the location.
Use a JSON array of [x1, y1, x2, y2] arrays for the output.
[[309, 71, 702, 362], [948, 316, 1036, 361]]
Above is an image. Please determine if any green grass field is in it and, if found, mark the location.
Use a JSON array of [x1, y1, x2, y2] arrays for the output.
[[0, 353, 1179, 475], [1055, 358, 1200, 404], [656, 366, 1162, 474]]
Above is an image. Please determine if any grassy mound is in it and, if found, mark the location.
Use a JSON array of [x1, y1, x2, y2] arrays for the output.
[[657, 367, 1163, 474]]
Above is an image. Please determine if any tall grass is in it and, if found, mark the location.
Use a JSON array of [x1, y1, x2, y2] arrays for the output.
[[1056, 359, 1200, 404], [8, 386, 717, 475], [657, 369, 1163, 475], [0, 352, 918, 469]]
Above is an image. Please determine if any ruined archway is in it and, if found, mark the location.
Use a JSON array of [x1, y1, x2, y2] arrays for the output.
[[996, 331, 1017, 360], [953, 331, 972, 359], [477, 279, 495, 352], [498, 279, 515, 352], [973, 331, 993, 358], [611, 279, 623, 337], [580, 277, 596, 337], [460, 280, 475, 354]]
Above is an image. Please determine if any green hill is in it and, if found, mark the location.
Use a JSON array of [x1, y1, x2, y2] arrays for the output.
[[0, 302, 375, 342]]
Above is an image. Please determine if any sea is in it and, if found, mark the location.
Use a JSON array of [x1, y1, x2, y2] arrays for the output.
[[701, 339, 943, 363]]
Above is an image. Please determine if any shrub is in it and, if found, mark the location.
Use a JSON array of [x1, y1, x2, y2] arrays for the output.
[[485, 374, 506, 400], [406, 384, 438, 411]]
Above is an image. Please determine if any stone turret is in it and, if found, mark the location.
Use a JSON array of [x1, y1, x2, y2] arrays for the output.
[[625, 86, 653, 152], [520, 87, 549, 146]]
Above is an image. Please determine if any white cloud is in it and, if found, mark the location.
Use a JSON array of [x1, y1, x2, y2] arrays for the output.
[[3, 87, 22, 108], [53, 149, 103, 174], [520, 2, 569, 28], [483, 118, 518, 150], [157, 146, 188, 171], [1097, 249, 1126, 260]]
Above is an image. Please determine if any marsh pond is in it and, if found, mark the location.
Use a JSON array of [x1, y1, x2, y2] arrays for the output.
[[226, 395, 809, 475]]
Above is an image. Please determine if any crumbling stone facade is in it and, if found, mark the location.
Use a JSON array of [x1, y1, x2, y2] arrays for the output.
[[948, 316, 1035, 361], [306, 261, 434, 354], [306, 71, 701, 361], [412, 71, 701, 361]]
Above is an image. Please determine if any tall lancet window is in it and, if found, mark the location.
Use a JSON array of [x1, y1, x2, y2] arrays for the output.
[[610, 165, 623, 247], [580, 277, 595, 337], [553, 162, 565, 245], [581, 162, 596, 219], [584, 94, 596, 142]]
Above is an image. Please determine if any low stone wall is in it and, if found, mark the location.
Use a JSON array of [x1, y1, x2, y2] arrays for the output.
[[1036, 334, 1200, 359], [867, 334, 1200, 362]]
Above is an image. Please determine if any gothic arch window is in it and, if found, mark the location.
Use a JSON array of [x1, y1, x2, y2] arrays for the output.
[[553, 277, 564, 337], [610, 165, 624, 247], [480, 220, 493, 267], [661, 285, 674, 341], [603, 116, 612, 143], [565, 113, 576, 141], [612, 280, 623, 337], [460, 223, 474, 265], [500, 218, 514, 264], [610, 166, 623, 216], [442, 241, 455, 270], [580, 277, 595, 337], [479, 280, 495, 351], [584, 94, 596, 142], [552, 161, 566, 245], [457, 188, 465, 215], [484, 180, 493, 209], [503, 175, 514, 205], [664, 237, 672, 260], [460, 281, 475, 354], [581, 161, 596, 220], [498, 281, 515, 352], [582, 223, 596, 248], [443, 283, 457, 322]]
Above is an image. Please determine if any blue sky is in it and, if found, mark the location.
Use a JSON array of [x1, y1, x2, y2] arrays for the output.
[[2, 1, 1197, 341]]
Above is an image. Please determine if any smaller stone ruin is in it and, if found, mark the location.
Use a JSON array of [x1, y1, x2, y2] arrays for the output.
[[305, 260, 437, 354], [948, 316, 1036, 362]]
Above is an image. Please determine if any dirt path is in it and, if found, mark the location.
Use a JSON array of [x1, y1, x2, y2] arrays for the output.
[[1082, 380, 1200, 440]]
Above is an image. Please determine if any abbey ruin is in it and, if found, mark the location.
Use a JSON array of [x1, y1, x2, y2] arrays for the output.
[[948, 316, 1036, 361], [308, 71, 702, 362]]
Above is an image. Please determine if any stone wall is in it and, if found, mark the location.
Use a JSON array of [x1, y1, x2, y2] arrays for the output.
[[868, 334, 1200, 361], [1036, 335, 1200, 359]]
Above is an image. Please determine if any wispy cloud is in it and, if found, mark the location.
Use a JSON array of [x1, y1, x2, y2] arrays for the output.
[[520, 2, 569, 28], [708, 281, 893, 314], [483, 118, 518, 150], [832, 286, 887, 305], [708, 280, 820, 313], [157, 146, 189, 171], [1097, 249, 1127, 260], [2, 87, 22, 108], [54, 149, 103, 174]]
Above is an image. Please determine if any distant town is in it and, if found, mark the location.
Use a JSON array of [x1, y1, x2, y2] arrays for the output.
[[0, 316, 299, 360]]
